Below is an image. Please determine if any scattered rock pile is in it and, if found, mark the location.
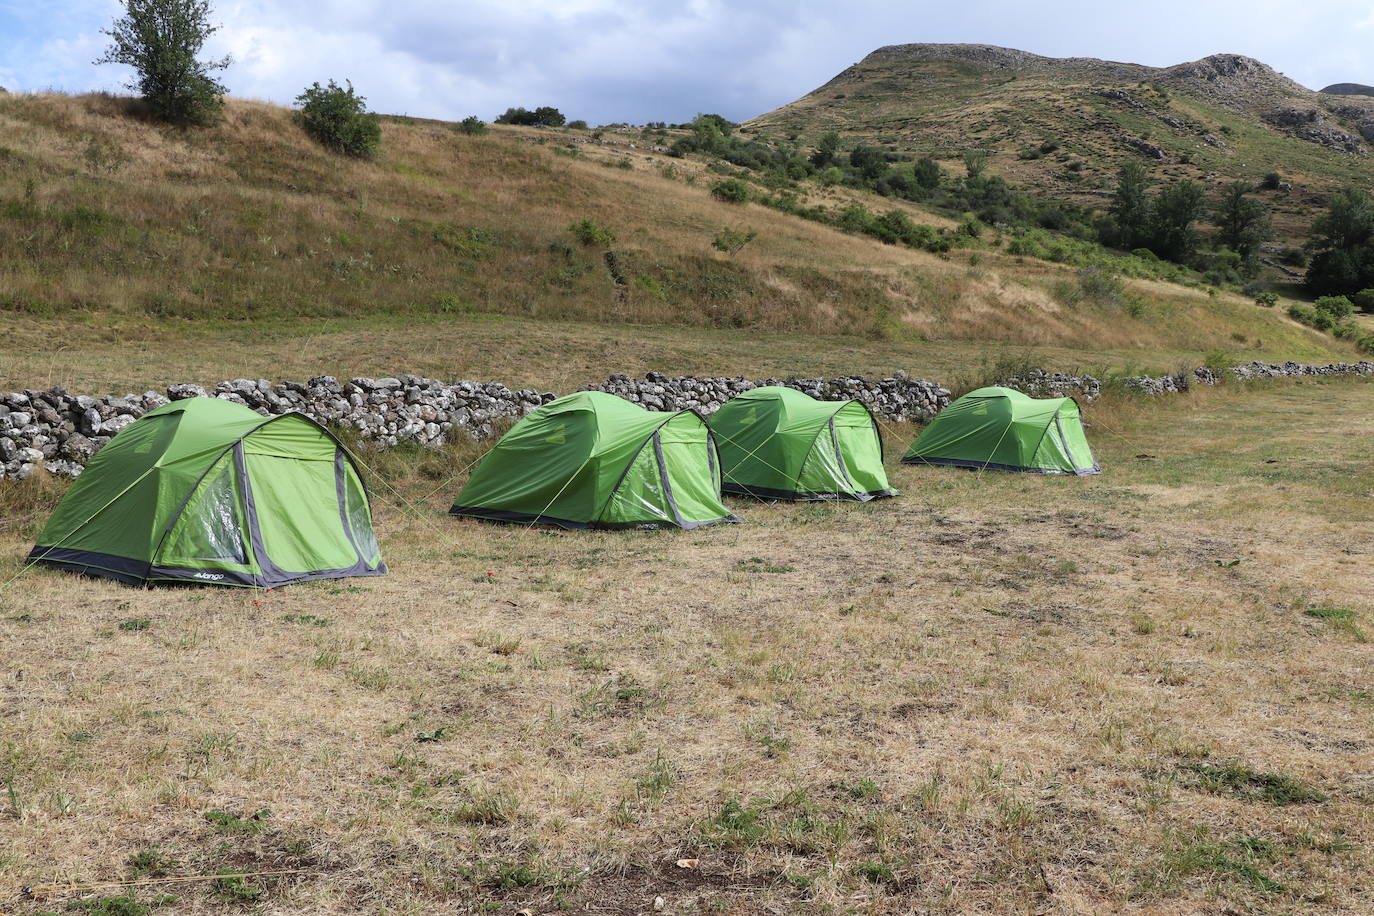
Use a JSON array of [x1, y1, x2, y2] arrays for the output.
[[1265, 108, 1366, 154], [996, 370, 1103, 401], [1120, 360, 1374, 394], [1225, 359, 1374, 380], [0, 387, 170, 479], [580, 371, 951, 421], [4, 362, 1372, 480], [194, 375, 555, 448]]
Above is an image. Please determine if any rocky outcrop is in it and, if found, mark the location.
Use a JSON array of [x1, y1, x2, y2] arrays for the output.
[[1325, 103, 1374, 143], [1093, 88, 1229, 150], [1265, 108, 1366, 154]]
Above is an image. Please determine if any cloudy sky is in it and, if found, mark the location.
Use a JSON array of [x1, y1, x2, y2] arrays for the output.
[[2, 1, 1373, 124]]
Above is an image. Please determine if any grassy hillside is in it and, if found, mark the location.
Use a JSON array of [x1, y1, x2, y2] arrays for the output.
[[746, 45, 1374, 254], [0, 91, 1358, 393]]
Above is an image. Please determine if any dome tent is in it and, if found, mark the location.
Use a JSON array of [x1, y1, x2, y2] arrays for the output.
[[707, 386, 897, 501], [902, 386, 1099, 475], [29, 397, 385, 587], [450, 391, 738, 530]]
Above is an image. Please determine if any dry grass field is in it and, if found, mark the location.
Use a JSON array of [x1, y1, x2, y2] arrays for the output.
[[2, 377, 1371, 915]]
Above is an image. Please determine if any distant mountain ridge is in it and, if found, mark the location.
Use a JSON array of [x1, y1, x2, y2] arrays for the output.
[[859, 44, 1313, 103], [746, 43, 1374, 252], [1321, 82, 1374, 97]]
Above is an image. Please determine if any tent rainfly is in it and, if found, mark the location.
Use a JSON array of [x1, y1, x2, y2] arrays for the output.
[[29, 397, 386, 587], [450, 391, 739, 530], [707, 386, 897, 501], [902, 386, 1100, 475]]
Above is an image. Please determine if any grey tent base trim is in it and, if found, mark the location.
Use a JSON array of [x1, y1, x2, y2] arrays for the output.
[[722, 482, 899, 502], [149, 561, 387, 589], [28, 546, 150, 586], [450, 505, 742, 531], [902, 456, 1101, 476], [27, 546, 385, 589]]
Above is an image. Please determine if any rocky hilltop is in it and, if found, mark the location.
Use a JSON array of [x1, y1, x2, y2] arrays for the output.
[[746, 43, 1374, 249], [817, 44, 1365, 151]]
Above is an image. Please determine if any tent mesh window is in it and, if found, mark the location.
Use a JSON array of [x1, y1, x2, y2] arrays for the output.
[[159, 455, 248, 566]]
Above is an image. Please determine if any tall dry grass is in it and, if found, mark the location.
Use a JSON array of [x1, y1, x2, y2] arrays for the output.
[[0, 91, 1349, 361]]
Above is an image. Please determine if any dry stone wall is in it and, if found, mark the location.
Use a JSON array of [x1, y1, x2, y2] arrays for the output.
[[579, 371, 951, 422], [3, 362, 1372, 480]]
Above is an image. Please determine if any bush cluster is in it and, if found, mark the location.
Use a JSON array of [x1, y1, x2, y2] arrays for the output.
[[568, 219, 615, 247], [455, 116, 487, 136], [710, 179, 751, 204], [712, 227, 757, 254], [295, 80, 381, 159], [1287, 295, 1371, 350], [495, 106, 566, 127]]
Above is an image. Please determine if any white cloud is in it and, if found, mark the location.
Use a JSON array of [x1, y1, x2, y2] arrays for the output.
[[3, 0, 1374, 121]]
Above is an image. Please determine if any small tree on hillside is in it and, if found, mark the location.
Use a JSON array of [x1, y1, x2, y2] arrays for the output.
[[1109, 161, 1151, 249], [1147, 180, 1205, 263], [532, 106, 566, 127], [296, 80, 381, 159], [850, 145, 889, 181], [809, 131, 840, 168], [1304, 186, 1374, 297], [456, 115, 487, 135], [96, 0, 231, 125], [962, 149, 989, 179], [912, 156, 942, 190], [1214, 181, 1271, 268]]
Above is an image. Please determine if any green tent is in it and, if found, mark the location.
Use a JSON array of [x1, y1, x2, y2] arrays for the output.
[[902, 386, 1099, 475], [707, 386, 897, 501], [29, 397, 385, 587], [450, 391, 739, 530]]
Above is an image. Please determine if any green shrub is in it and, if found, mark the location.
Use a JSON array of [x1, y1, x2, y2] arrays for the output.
[[295, 80, 381, 159], [568, 219, 615, 247], [712, 227, 757, 254], [1314, 295, 1355, 319], [956, 217, 984, 239], [1253, 291, 1279, 307], [566, 119, 589, 130], [1203, 348, 1236, 370], [455, 115, 487, 136], [1287, 303, 1317, 325], [710, 179, 752, 203], [1352, 289, 1374, 313], [1357, 334, 1374, 355]]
